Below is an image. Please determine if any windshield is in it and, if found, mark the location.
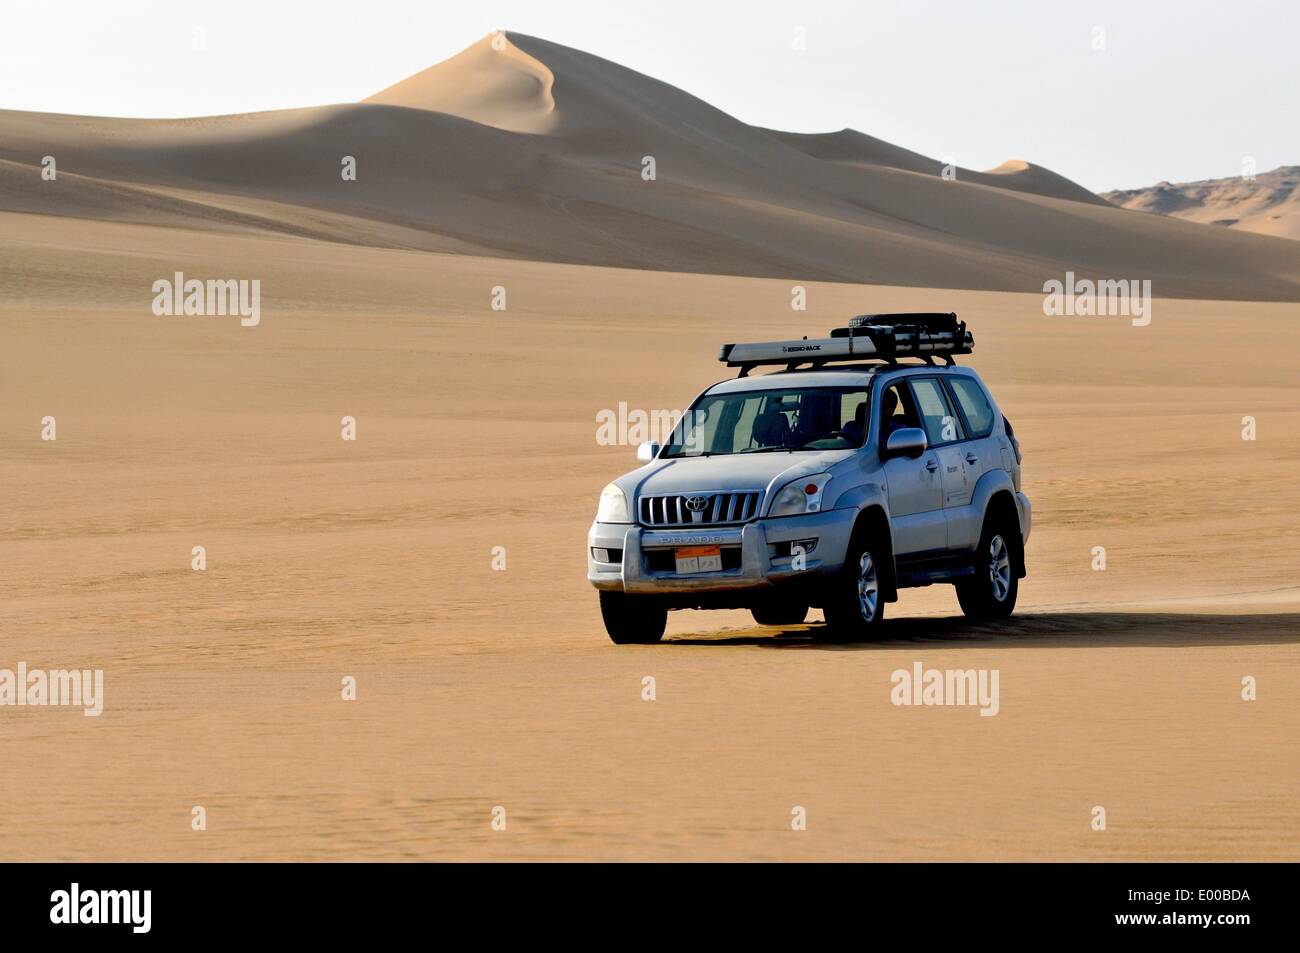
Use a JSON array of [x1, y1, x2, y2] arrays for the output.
[[662, 386, 870, 458]]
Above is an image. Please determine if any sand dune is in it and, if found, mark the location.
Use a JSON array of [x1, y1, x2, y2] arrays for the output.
[[764, 129, 1108, 206], [1104, 166, 1300, 241], [1, 32, 1298, 299], [364, 33, 559, 134]]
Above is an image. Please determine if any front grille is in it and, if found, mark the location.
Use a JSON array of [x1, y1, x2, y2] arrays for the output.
[[638, 491, 762, 526]]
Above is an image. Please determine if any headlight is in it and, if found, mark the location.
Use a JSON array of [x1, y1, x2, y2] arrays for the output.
[[767, 473, 832, 518], [596, 483, 631, 523]]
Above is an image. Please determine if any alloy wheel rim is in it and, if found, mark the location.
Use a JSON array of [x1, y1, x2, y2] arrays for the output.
[[988, 534, 1012, 601], [857, 551, 879, 621]]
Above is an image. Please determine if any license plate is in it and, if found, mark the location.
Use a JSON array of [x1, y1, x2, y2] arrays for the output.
[[674, 545, 722, 574]]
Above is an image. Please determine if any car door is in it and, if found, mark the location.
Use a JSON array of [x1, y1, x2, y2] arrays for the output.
[[907, 376, 969, 507], [878, 379, 945, 556], [943, 374, 1002, 550]]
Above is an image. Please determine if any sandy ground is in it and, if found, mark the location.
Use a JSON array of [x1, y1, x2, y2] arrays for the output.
[[1, 215, 1297, 860]]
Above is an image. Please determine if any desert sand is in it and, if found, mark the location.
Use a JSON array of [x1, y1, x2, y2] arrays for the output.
[[0, 31, 1297, 861], [1, 211, 1297, 860]]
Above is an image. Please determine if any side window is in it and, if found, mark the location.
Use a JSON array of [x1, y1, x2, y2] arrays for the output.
[[878, 381, 921, 441], [947, 377, 995, 438], [908, 378, 963, 446]]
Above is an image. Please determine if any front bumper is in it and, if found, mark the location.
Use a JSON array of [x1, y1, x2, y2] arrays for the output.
[[587, 508, 858, 594]]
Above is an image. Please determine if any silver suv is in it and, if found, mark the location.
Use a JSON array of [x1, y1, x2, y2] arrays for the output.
[[587, 314, 1030, 643]]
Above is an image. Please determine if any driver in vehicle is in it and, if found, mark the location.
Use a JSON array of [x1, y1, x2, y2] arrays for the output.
[[752, 410, 790, 448], [879, 386, 919, 439], [790, 391, 833, 446]]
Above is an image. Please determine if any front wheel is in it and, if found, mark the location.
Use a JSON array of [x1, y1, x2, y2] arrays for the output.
[[820, 537, 885, 642], [599, 591, 667, 644], [956, 518, 1019, 620]]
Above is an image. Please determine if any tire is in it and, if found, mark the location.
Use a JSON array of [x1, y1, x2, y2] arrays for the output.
[[820, 534, 886, 642], [750, 600, 809, 627], [956, 514, 1019, 620], [599, 591, 667, 644]]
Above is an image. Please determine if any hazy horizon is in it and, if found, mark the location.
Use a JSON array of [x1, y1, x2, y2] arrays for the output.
[[2, 0, 1296, 192]]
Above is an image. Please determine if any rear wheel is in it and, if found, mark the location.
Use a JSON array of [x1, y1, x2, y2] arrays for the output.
[[599, 591, 667, 644], [820, 536, 885, 642], [750, 600, 809, 627], [956, 515, 1019, 620]]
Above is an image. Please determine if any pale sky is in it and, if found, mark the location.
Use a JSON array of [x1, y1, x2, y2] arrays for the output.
[[1, 0, 1295, 192]]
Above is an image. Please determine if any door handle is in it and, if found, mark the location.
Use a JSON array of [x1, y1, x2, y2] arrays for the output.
[[925, 460, 939, 473], [965, 452, 978, 465]]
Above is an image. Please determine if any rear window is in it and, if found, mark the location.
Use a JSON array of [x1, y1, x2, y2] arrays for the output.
[[908, 378, 963, 446], [947, 377, 995, 437]]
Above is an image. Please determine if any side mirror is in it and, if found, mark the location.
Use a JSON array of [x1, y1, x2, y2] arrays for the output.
[[636, 441, 661, 462], [883, 427, 928, 460]]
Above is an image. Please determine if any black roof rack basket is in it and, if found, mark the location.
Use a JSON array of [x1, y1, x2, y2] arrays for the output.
[[719, 311, 972, 375], [829, 312, 969, 362]]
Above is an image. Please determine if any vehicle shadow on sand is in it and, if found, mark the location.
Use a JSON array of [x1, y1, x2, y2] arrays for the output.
[[663, 610, 1300, 650]]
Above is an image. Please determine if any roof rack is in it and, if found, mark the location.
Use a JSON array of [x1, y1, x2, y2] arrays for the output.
[[718, 312, 973, 376]]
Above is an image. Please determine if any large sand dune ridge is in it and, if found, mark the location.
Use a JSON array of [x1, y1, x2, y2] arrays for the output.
[[1, 32, 1298, 299]]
